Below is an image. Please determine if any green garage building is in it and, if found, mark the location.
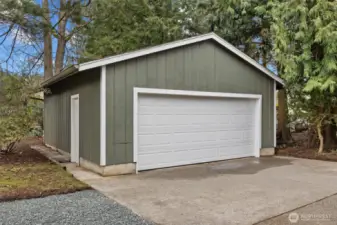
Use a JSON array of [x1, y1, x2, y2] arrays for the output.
[[43, 33, 284, 176]]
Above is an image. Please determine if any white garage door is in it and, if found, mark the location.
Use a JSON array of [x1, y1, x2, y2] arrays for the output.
[[136, 90, 260, 171]]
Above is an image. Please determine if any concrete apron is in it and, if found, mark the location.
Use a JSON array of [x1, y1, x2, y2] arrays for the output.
[[68, 157, 337, 225]]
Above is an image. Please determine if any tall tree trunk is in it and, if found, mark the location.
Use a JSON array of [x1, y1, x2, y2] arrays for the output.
[[42, 0, 53, 79], [55, 0, 68, 74], [277, 89, 292, 144], [317, 121, 324, 154]]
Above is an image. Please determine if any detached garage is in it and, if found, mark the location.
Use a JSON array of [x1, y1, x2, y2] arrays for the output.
[[42, 32, 284, 176]]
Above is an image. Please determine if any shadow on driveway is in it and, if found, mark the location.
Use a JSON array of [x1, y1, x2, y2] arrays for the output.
[[138, 157, 293, 180]]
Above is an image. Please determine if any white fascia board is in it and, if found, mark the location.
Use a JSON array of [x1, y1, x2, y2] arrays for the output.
[[100, 66, 106, 166], [78, 33, 284, 86], [78, 33, 212, 71]]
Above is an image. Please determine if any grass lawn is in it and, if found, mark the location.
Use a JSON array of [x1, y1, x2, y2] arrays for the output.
[[0, 138, 89, 201]]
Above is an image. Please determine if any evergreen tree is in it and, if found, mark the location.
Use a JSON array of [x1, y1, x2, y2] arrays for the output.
[[82, 0, 184, 60], [270, 0, 337, 152]]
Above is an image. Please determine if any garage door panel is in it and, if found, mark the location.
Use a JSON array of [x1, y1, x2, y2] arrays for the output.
[[140, 124, 246, 135], [137, 94, 258, 170], [138, 152, 254, 171], [139, 124, 219, 135], [139, 134, 171, 146], [138, 115, 154, 126], [172, 141, 220, 151], [139, 141, 221, 156], [139, 106, 176, 115], [219, 130, 244, 140], [218, 141, 254, 148], [138, 148, 219, 169], [172, 131, 217, 143], [151, 114, 225, 125], [243, 130, 255, 140], [139, 145, 173, 155], [230, 115, 254, 126], [218, 145, 255, 157]]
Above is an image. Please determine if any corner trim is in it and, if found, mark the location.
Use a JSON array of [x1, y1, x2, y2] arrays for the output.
[[100, 66, 106, 166], [274, 81, 277, 147], [255, 97, 262, 157], [70, 94, 80, 164], [133, 87, 139, 173], [133, 87, 262, 172]]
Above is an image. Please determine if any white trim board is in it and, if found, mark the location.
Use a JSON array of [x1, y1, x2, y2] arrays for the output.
[[100, 66, 106, 166], [78, 33, 284, 86], [133, 88, 262, 172], [274, 81, 277, 147], [70, 94, 80, 164]]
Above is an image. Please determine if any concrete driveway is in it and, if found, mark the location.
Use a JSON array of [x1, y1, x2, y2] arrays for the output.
[[71, 157, 337, 225]]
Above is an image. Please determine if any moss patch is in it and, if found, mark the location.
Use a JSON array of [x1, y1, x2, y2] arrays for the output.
[[0, 138, 90, 202], [0, 162, 90, 201]]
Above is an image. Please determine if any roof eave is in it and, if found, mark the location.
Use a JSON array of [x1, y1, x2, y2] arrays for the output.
[[44, 32, 285, 87], [77, 33, 215, 71], [78, 32, 284, 86], [41, 65, 79, 87]]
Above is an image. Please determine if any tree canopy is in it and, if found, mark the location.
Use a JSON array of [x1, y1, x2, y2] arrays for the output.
[[0, 71, 42, 152], [83, 0, 275, 66], [270, 0, 337, 151], [82, 0, 184, 61]]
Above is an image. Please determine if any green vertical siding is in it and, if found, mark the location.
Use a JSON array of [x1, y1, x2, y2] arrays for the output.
[[44, 68, 101, 164], [105, 40, 276, 165]]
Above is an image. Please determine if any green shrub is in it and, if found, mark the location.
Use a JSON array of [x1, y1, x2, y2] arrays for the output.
[[0, 73, 42, 153]]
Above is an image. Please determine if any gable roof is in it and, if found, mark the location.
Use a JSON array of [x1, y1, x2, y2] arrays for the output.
[[42, 32, 284, 87]]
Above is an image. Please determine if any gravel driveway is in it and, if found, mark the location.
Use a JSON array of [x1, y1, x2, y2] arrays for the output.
[[0, 190, 154, 225]]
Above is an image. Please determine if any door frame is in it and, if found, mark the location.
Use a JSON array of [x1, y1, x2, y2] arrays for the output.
[[71, 94, 80, 164], [133, 87, 262, 172]]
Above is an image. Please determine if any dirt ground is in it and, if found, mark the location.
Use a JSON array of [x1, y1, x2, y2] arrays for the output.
[[0, 137, 46, 164], [276, 132, 337, 162], [277, 147, 337, 161], [0, 137, 89, 202]]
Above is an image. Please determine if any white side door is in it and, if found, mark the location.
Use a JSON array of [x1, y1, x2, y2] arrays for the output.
[[71, 94, 79, 164]]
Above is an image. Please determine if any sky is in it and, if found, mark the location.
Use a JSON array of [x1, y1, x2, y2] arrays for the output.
[[0, 0, 65, 75]]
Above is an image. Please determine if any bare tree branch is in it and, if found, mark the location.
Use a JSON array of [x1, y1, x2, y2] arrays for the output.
[[27, 52, 43, 75], [0, 0, 92, 76], [5, 27, 19, 63], [0, 24, 14, 37], [0, 24, 14, 45], [66, 20, 91, 41], [50, 0, 61, 11]]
